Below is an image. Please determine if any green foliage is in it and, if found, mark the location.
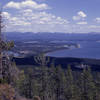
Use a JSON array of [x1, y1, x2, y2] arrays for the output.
[[64, 65, 79, 100], [0, 40, 14, 51], [81, 67, 97, 100], [16, 70, 26, 96], [0, 78, 8, 84], [6, 41, 14, 50], [16, 64, 100, 100]]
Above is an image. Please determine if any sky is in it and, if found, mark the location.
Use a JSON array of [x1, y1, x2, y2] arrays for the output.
[[0, 0, 100, 33]]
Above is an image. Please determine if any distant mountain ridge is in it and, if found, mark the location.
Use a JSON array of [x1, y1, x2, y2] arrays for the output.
[[5, 32, 100, 42]]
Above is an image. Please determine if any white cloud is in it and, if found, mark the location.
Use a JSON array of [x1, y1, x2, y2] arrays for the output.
[[77, 21, 87, 25], [5, 1, 20, 9], [3, 1, 100, 33], [5, 0, 50, 10], [73, 16, 80, 21], [73, 11, 87, 21], [4, 6, 69, 32], [95, 18, 100, 23], [78, 11, 87, 17], [4, 0, 70, 32], [8, 16, 31, 26], [2, 12, 10, 19]]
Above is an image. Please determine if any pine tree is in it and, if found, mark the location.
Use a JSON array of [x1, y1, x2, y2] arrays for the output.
[[95, 72, 100, 100], [81, 67, 97, 100], [24, 68, 34, 98], [49, 63, 57, 100], [34, 54, 50, 100], [16, 70, 26, 96], [64, 65, 79, 100], [55, 65, 67, 100]]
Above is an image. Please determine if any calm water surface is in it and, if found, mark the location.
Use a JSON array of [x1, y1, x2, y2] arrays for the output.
[[47, 41, 100, 59]]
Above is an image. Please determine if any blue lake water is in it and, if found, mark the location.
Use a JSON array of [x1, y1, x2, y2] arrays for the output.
[[47, 41, 100, 59]]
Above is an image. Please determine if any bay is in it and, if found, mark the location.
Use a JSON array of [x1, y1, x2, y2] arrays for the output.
[[47, 41, 100, 59]]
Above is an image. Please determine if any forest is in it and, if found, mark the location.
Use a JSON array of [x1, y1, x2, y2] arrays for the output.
[[0, 49, 100, 100]]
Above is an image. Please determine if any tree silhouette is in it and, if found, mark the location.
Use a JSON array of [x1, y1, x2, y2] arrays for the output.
[[34, 53, 49, 66]]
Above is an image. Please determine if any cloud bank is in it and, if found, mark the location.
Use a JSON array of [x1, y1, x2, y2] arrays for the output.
[[5, 0, 50, 10], [2, 0, 100, 33]]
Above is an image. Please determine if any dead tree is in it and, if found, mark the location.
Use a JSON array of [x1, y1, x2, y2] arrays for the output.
[[34, 53, 49, 67]]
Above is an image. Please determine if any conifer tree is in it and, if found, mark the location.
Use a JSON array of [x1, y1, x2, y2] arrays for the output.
[[55, 65, 67, 100], [64, 65, 79, 100], [16, 70, 26, 96], [24, 68, 34, 98], [34, 54, 50, 100], [81, 67, 97, 100], [42, 63, 57, 100], [49, 63, 56, 100]]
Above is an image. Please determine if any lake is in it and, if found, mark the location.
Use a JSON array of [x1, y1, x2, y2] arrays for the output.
[[47, 41, 100, 59]]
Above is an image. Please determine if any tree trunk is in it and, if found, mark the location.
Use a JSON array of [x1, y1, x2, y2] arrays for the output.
[[0, 51, 2, 79]]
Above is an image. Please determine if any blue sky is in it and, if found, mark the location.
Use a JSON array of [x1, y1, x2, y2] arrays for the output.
[[1, 0, 100, 33]]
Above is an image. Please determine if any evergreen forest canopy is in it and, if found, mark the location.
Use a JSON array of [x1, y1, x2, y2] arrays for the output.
[[0, 11, 100, 100]]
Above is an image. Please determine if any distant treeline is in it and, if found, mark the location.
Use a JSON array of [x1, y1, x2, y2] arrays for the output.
[[13, 56, 100, 71]]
